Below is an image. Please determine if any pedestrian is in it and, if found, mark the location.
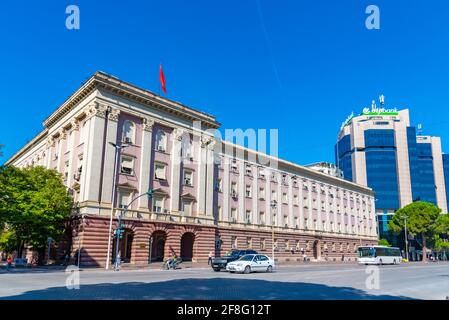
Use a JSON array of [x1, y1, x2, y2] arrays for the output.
[[208, 251, 213, 265], [64, 252, 70, 266], [6, 255, 13, 271], [341, 254, 345, 262]]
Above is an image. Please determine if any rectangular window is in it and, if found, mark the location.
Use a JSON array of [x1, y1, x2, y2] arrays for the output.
[[272, 189, 277, 200], [64, 161, 69, 182], [293, 194, 299, 206], [282, 192, 288, 204], [153, 197, 164, 213], [245, 210, 251, 224], [231, 236, 238, 249], [245, 164, 252, 175], [245, 185, 252, 198], [231, 182, 238, 197], [215, 178, 222, 192], [259, 187, 265, 199], [230, 208, 237, 222], [259, 168, 266, 179], [120, 156, 134, 175], [259, 211, 265, 225], [154, 163, 166, 180], [182, 199, 192, 216], [183, 170, 193, 186], [118, 190, 132, 209]]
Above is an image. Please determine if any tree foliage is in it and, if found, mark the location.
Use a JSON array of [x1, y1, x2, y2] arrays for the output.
[[388, 201, 443, 261], [378, 238, 391, 247], [0, 166, 73, 255]]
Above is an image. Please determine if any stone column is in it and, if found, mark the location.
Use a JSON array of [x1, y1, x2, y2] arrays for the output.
[[197, 136, 208, 215], [45, 137, 55, 169], [56, 129, 66, 173], [223, 156, 230, 222], [100, 108, 120, 204], [138, 117, 154, 209], [67, 120, 79, 188], [205, 140, 216, 217], [252, 166, 258, 224], [83, 102, 108, 203], [288, 176, 294, 228], [299, 179, 305, 229], [238, 160, 245, 222], [169, 128, 183, 213]]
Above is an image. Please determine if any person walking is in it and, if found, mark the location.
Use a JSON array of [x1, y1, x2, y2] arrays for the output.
[[6, 255, 13, 271], [208, 251, 213, 265]]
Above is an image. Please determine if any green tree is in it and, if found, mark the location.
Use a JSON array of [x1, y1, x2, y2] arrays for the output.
[[378, 238, 391, 247], [388, 201, 441, 262], [0, 165, 72, 261]]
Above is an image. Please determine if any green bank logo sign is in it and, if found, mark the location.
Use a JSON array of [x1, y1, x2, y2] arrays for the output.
[[362, 106, 399, 116]]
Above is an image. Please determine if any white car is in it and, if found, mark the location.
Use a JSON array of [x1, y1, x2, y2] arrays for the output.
[[226, 254, 275, 274]]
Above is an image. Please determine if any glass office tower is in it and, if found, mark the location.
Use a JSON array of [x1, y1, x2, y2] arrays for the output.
[[336, 101, 448, 246]]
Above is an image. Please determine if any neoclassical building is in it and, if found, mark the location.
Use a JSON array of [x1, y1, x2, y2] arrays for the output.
[[6, 71, 377, 266]]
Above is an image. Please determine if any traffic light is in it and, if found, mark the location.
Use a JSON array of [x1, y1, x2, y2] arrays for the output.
[[115, 228, 124, 239]]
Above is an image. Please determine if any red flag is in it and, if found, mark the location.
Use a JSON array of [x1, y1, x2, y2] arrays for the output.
[[159, 64, 167, 94]]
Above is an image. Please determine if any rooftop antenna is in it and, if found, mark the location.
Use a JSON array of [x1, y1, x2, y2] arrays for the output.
[[417, 123, 423, 136], [379, 94, 385, 105]]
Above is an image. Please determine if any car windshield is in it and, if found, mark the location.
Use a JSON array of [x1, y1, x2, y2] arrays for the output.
[[237, 255, 254, 261], [225, 251, 240, 257]]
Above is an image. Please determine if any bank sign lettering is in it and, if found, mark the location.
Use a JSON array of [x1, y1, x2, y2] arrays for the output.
[[362, 106, 399, 116]]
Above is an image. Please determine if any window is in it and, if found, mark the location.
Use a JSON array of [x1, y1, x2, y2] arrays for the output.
[[64, 161, 69, 182], [245, 185, 252, 198], [230, 208, 237, 222], [271, 189, 277, 200], [118, 190, 133, 209], [231, 182, 238, 197], [293, 194, 299, 206], [155, 129, 167, 152], [292, 178, 298, 187], [122, 120, 135, 144], [120, 156, 134, 175], [231, 236, 238, 249], [294, 217, 299, 228], [282, 193, 288, 204], [74, 164, 82, 181], [183, 170, 193, 186], [259, 168, 266, 179], [246, 237, 252, 249], [259, 211, 265, 225], [182, 199, 193, 216], [231, 159, 238, 172], [259, 187, 265, 199], [245, 210, 251, 224], [245, 164, 252, 176], [154, 162, 166, 180], [215, 178, 222, 192], [260, 238, 266, 250], [181, 136, 193, 159], [153, 196, 164, 213]]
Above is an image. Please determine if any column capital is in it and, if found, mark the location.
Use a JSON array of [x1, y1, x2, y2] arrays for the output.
[[142, 117, 155, 132], [108, 108, 120, 122], [86, 102, 108, 119], [46, 136, 55, 148], [173, 128, 185, 141], [71, 119, 80, 132]]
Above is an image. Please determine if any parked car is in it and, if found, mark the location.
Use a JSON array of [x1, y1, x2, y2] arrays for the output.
[[226, 254, 275, 274], [211, 249, 258, 271]]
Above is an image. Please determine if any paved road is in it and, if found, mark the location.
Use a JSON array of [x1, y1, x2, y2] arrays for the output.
[[0, 262, 448, 300]]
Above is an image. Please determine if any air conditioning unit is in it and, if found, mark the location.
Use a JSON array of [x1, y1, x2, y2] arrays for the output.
[[184, 178, 191, 186], [163, 209, 169, 214], [158, 146, 165, 152], [124, 137, 132, 144]]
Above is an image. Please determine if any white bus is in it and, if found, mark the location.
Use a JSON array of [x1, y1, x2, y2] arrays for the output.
[[357, 246, 402, 265]]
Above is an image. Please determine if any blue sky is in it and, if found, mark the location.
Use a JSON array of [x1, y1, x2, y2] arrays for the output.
[[1, 0, 448, 165]]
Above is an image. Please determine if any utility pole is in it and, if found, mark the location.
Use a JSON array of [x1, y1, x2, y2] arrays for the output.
[[404, 216, 409, 261], [105, 142, 129, 270]]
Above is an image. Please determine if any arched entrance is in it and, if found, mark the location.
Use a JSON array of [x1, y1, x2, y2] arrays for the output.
[[180, 232, 195, 261], [112, 228, 134, 263], [150, 231, 167, 262], [313, 240, 321, 260]]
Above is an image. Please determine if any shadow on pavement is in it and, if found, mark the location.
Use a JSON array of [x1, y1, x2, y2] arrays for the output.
[[1, 278, 413, 300]]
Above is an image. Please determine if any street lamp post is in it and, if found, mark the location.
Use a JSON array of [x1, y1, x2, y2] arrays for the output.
[[271, 201, 277, 260], [113, 189, 154, 271], [404, 216, 409, 261], [105, 142, 129, 270]]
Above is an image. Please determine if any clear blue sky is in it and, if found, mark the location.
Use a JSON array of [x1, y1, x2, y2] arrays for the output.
[[1, 0, 449, 165]]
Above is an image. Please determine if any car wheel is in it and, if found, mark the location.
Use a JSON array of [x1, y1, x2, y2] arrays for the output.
[[213, 268, 221, 272], [229, 271, 235, 273], [267, 265, 273, 273], [244, 266, 251, 274]]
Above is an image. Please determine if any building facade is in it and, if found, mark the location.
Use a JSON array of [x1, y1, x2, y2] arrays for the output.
[[6, 72, 377, 266], [336, 100, 448, 241]]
